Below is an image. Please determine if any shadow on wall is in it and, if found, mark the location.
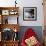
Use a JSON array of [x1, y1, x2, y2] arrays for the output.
[[18, 26, 44, 44]]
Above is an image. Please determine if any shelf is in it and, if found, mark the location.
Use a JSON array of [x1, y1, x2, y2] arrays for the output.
[[0, 7, 19, 46], [1, 40, 19, 46], [0, 7, 19, 16], [2, 40, 19, 43], [0, 24, 20, 32], [1, 15, 18, 24], [0, 7, 19, 24], [0, 7, 19, 10]]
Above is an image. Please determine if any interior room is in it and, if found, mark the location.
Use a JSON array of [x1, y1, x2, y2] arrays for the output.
[[0, 0, 46, 46]]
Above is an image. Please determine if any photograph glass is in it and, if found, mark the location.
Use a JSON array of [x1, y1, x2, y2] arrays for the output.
[[23, 7, 37, 21]]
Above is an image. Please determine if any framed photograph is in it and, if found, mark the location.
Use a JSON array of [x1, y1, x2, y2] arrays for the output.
[[23, 7, 37, 21], [9, 10, 18, 15], [2, 10, 9, 15]]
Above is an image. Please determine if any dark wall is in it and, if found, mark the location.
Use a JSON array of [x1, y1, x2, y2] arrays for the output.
[[18, 26, 44, 43]]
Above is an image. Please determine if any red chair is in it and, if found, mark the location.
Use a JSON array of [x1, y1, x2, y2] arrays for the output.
[[21, 28, 41, 46]]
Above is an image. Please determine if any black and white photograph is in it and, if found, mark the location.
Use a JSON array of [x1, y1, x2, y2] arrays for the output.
[[23, 7, 37, 21]]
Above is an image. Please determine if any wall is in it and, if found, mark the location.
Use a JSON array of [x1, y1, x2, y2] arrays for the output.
[[0, 0, 44, 26], [18, 0, 44, 26]]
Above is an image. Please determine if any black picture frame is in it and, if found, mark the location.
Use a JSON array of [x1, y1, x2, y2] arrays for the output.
[[23, 7, 37, 21]]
